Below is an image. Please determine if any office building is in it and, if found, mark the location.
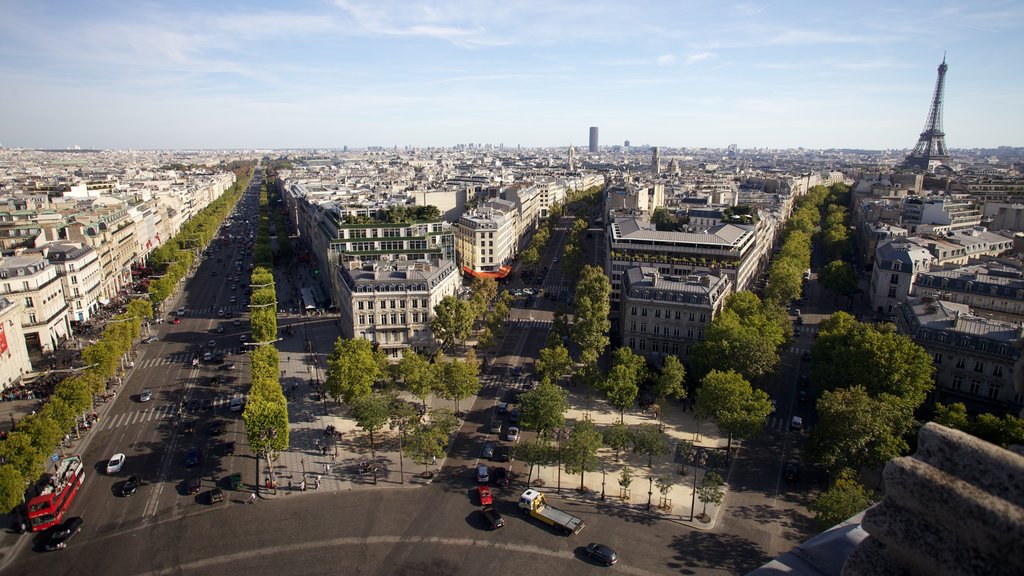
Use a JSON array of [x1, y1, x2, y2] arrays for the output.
[[589, 127, 599, 153]]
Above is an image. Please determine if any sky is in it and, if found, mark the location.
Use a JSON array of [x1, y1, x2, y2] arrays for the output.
[[1, 0, 1022, 151]]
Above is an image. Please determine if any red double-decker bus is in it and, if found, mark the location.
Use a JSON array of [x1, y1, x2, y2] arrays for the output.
[[27, 455, 85, 532]]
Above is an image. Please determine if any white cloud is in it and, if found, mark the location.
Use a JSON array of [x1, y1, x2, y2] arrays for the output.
[[686, 52, 716, 65], [656, 54, 675, 66]]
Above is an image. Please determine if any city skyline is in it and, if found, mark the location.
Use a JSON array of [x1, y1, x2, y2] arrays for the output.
[[1, 1, 1022, 151]]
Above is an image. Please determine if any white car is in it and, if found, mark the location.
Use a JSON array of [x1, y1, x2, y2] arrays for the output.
[[140, 389, 152, 402], [790, 416, 804, 431], [229, 397, 243, 412], [106, 453, 126, 474], [506, 426, 520, 443], [232, 318, 242, 326], [239, 334, 248, 343], [177, 307, 186, 316]]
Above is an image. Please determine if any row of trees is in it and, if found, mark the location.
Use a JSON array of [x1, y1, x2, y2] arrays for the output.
[[429, 276, 509, 354], [147, 164, 253, 304], [0, 299, 155, 510], [254, 178, 274, 269], [690, 291, 790, 384], [241, 194, 289, 485], [763, 185, 828, 306], [817, 185, 859, 300]]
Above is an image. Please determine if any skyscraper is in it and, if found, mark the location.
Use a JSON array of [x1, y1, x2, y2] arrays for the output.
[[651, 146, 661, 174], [589, 127, 599, 153], [568, 144, 575, 172]]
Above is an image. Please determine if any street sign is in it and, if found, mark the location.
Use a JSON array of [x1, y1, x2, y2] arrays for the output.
[[51, 453, 59, 463]]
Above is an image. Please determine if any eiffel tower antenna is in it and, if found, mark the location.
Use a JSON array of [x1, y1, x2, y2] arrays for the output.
[[900, 55, 951, 171]]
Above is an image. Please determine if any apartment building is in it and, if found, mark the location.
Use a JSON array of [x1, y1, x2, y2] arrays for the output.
[[606, 211, 763, 313], [619, 267, 731, 364], [66, 203, 138, 301], [42, 243, 103, 323], [337, 259, 460, 358], [869, 238, 936, 315], [454, 199, 518, 276], [0, 254, 71, 354], [896, 297, 1024, 418], [0, 298, 33, 390], [901, 194, 982, 234], [913, 261, 1024, 323]]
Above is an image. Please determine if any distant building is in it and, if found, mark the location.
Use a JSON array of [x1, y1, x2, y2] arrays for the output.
[[589, 127, 599, 153], [40, 243, 103, 324], [869, 238, 936, 315], [619, 267, 731, 364], [896, 297, 1024, 417], [0, 254, 71, 354], [913, 260, 1024, 323], [0, 298, 33, 391], [337, 259, 460, 358], [454, 200, 518, 277]]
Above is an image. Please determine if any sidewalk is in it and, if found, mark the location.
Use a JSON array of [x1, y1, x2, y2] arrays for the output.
[[257, 312, 727, 530]]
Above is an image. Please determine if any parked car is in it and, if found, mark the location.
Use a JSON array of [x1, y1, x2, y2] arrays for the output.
[[790, 416, 804, 431], [229, 397, 243, 412], [494, 466, 509, 487], [481, 507, 504, 530], [182, 420, 196, 434], [476, 464, 489, 484], [490, 420, 502, 435], [171, 318, 181, 325], [106, 453, 125, 474], [477, 485, 493, 506], [784, 462, 800, 482], [493, 446, 514, 463], [186, 476, 202, 495], [185, 446, 201, 467], [209, 487, 225, 504], [586, 543, 619, 566], [506, 426, 520, 443], [481, 441, 496, 460], [222, 362, 236, 371], [44, 517, 83, 551], [496, 402, 508, 414], [177, 307, 186, 316], [798, 390, 809, 403], [509, 408, 520, 423]]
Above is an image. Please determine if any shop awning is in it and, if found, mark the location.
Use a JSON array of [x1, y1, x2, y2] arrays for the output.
[[462, 265, 512, 280]]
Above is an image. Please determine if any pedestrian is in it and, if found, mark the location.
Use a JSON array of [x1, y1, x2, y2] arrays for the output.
[[323, 463, 329, 475], [248, 492, 256, 504], [300, 479, 307, 492]]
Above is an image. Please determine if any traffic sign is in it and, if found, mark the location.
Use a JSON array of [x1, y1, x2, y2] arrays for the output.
[[51, 453, 59, 463]]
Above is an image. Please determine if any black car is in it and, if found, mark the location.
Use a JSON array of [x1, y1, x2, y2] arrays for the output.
[[182, 420, 195, 434], [494, 466, 509, 487], [45, 517, 83, 551], [185, 446, 201, 467], [493, 446, 514, 463], [209, 421, 226, 436], [481, 507, 504, 530], [209, 488, 225, 504], [187, 476, 202, 495], [586, 543, 618, 566], [784, 462, 800, 482], [119, 475, 140, 497], [798, 390, 809, 403]]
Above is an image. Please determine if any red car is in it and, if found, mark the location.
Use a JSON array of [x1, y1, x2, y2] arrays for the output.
[[477, 485, 493, 506], [171, 318, 181, 325]]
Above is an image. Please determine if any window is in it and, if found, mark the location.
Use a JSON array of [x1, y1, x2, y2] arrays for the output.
[[993, 365, 1004, 378], [987, 384, 1001, 400], [655, 310, 661, 318], [689, 313, 695, 322], [638, 339, 645, 351], [630, 322, 636, 331], [671, 342, 680, 354], [367, 301, 374, 310], [888, 286, 897, 298], [653, 325, 660, 335], [628, 337, 636, 350], [969, 379, 981, 395], [358, 314, 365, 325], [391, 314, 397, 325], [641, 307, 647, 317], [640, 322, 646, 333], [933, 353, 942, 363], [28, 313, 36, 324], [974, 361, 984, 373], [951, 374, 963, 391], [652, 341, 659, 353], [890, 273, 900, 285], [358, 301, 364, 310], [23, 297, 33, 308], [630, 307, 637, 316], [699, 314, 706, 323], [956, 358, 965, 369], [687, 329, 693, 339]]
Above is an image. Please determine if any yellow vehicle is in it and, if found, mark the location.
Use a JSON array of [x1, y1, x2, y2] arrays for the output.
[[518, 489, 584, 535]]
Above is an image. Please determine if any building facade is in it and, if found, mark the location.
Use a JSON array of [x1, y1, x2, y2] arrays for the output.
[[0, 254, 72, 354], [619, 267, 731, 364], [454, 200, 518, 275], [42, 243, 103, 324]]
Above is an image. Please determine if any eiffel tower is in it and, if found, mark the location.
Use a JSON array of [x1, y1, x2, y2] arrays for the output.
[[900, 56, 951, 172]]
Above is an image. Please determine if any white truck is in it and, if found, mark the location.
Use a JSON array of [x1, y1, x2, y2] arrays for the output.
[[518, 489, 585, 534]]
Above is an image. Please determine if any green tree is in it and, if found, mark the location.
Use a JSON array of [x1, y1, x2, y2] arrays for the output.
[[536, 343, 573, 384], [630, 423, 671, 467], [697, 470, 725, 517], [813, 312, 934, 411], [388, 399, 420, 484], [693, 370, 772, 451], [0, 464, 26, 513], [518, 378, 569, 439], [242, 396, 290, 481], [434, 356, 481, 415], [809, 386, 910, 474], [810, 468, 876, 530], [602, 421, 632, 461], [404, 423, 449, 476], [397, 351, 434, 411], [933, 402, 970, 431], [468, 276, 498, 322], [349, 393, 393, 453], [690, 294, 784, 382], [0, 432, 41, 483], [518, 438, 557, 486], [653, 355, 687, 409], [819, 259, 858, 297], [562, 419, 604, 492], [603, 365, 640, 423], [971, 413, 1024, 448], [325, 338, 381, 405], [571, 266, 611, 362], [430, 296, 474, 352]]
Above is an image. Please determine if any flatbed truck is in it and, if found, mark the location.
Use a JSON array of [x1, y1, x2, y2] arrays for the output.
[[518, 489, 585, 534]]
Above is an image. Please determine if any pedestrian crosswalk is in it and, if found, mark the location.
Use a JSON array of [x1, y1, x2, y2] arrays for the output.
[[479, 372, 534, 391], [98, 394, 248, 431], [136, 350, 244, 370], [508, 319, 553, 329], [765, 415, 813, 433], [184, 305, 250, 316]]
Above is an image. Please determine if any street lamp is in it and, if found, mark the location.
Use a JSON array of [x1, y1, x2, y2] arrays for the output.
[[601, 463, 606, 501], [647, 475, 654, 512]]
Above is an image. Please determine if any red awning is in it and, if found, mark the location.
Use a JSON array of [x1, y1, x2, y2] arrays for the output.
[[462, 265, 512, 279]]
